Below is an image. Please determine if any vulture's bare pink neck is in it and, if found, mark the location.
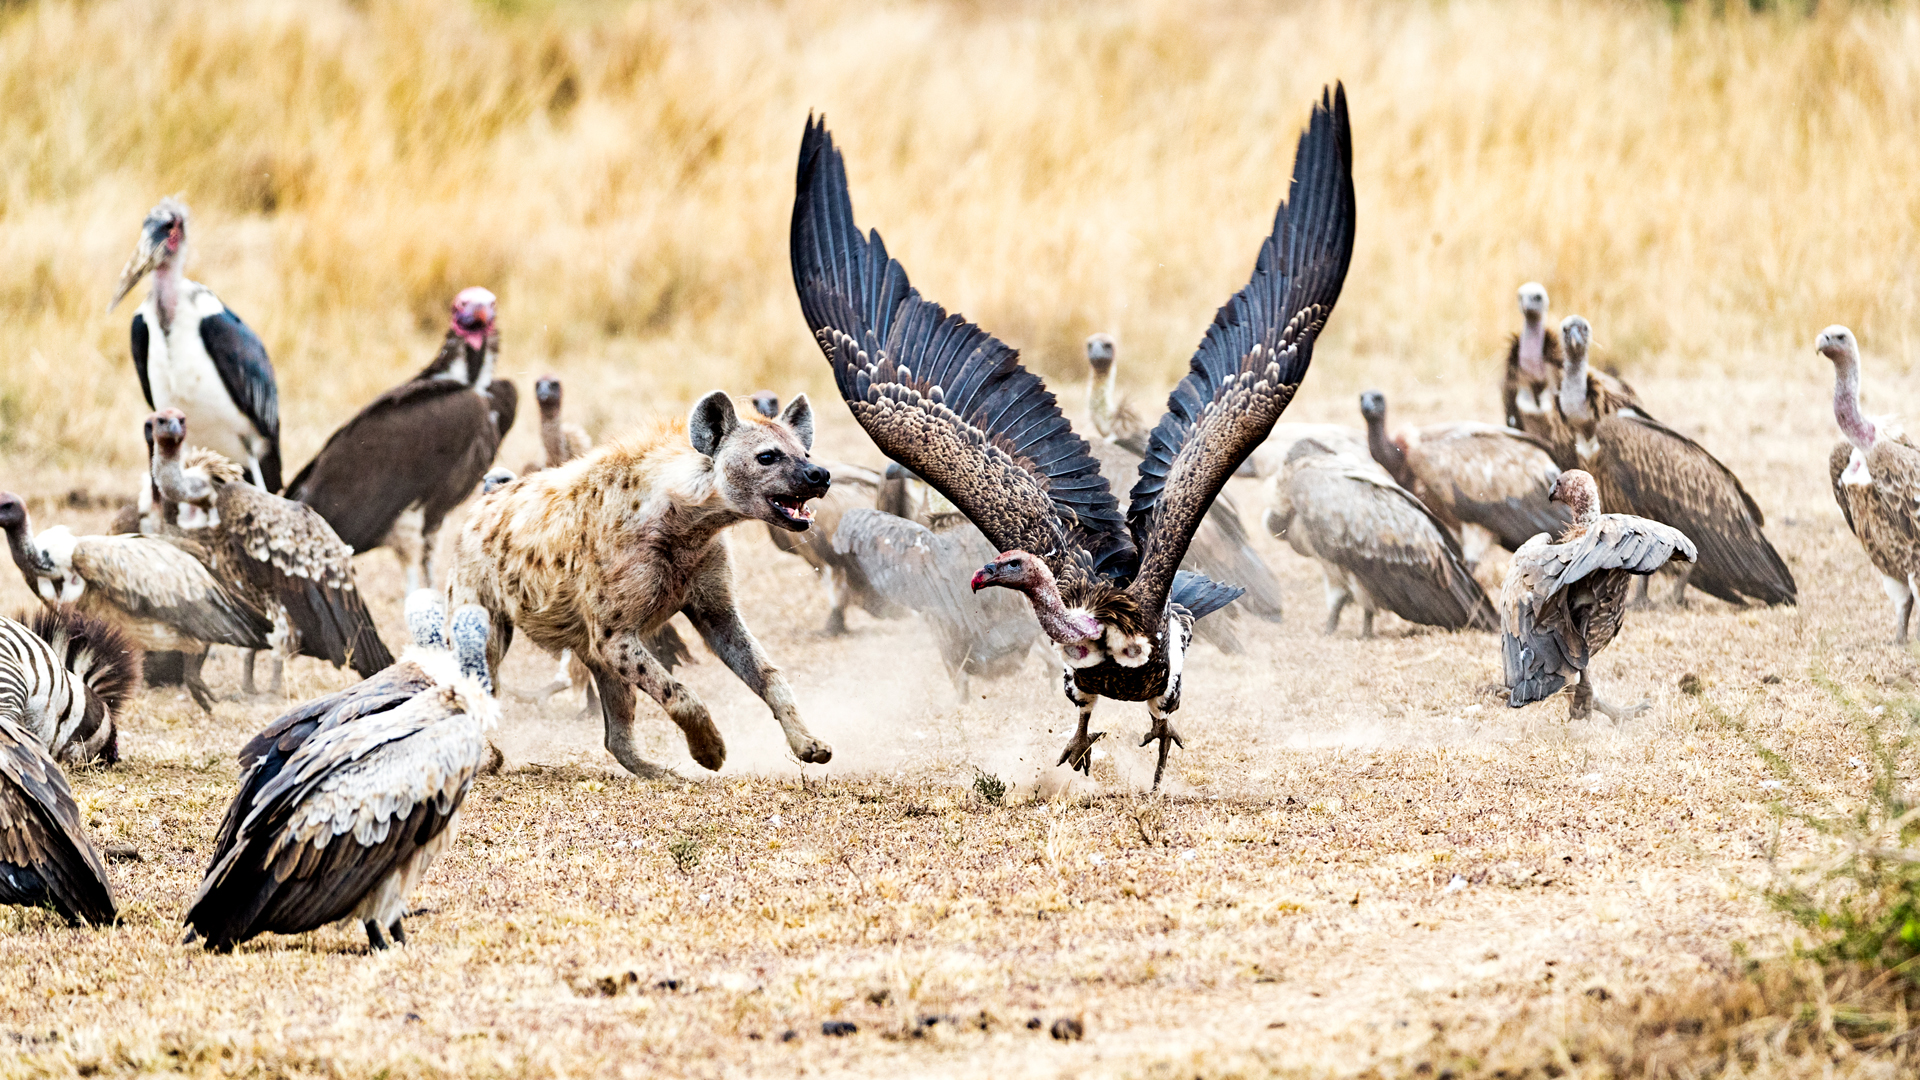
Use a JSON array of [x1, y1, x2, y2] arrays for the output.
[[1833, 357, 1876, 451], [1009, 563, 1101, 643], [1518, 318, 1547, 379]]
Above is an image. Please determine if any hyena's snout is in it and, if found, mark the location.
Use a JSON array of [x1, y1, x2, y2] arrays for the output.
[[796, 462, 831, 496]]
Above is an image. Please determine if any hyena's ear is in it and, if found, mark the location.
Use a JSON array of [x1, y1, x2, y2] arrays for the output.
[[688, 390, 739, 458], [779, 393, 814, 452]]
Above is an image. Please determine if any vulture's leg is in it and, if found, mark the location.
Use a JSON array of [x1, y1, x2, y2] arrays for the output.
[[387, 509, 428, 594], [824, 568, 850, 636], [1628, 575, 1653, 610], [682, 551, 830, 766], [365, 920, 392, 951], [1571, 671, 1649, 723], [1321, 566, 1351, 635], [1360, 601, 1377, 640], [182, 647, 216, 713], [418, 522, 439, 595], [1880, 573, 1913, 644], [388, 919, 407, 946], [588, 663, 681, 781], [1141, 613, 1190, 791], [1056, 668, 1103, 774], [1568, 675, 1593, 721], [1668, 563, 1694, 607], [1902, 592, 1916, 646], [1458, 524, 1496, 573], [240, 650, 260, 697]]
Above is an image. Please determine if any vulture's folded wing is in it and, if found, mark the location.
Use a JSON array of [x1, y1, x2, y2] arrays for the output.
[[0, 716, 115, 925], [1831, 441, 1856, 534], [1409, 424, 1568, 550], [1128, 85, 1357, 616], [219, 485, 394, 676], [73, 534, 272, 649], [791, 117, 1132, 584], [833, 508, 995, 631]]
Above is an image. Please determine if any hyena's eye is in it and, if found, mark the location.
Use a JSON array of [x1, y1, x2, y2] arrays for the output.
[[755, 450, 781, 466]]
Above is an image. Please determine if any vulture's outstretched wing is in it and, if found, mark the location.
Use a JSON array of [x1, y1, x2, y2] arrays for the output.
[[72, 534, 271, 649], [1127, 85, 1356, 616], [1595, 414, 1794, 606], [0, 716, 115, 926], [832, 507, 1033, 670], [791, 117, 1132, 585]]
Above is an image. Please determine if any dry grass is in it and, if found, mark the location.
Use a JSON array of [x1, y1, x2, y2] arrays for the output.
[[4, 0, 1920, 1076]]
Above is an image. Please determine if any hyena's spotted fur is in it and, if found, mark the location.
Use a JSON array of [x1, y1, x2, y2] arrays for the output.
[[448, 390, 832, 778]]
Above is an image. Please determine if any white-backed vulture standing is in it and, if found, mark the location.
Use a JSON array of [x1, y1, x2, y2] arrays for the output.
[[1358, 390, 1567, 567], [1556, 316, 1794, 607], [149, 409, 394, 693], [536, 375, 592, 469], [0, 607, 139, 766], [0, 712, 115, 926], [108, 198, 281, 491], [1502, 470, 1695, 720], [791, 86, 1354, 787], [185, 602, 496, 953], [1500, 283, 1650, 470], [1263, 440, 1497, 636], [0, 494, 270, 711], [285, 288, 518, 592], [1084, 334, 1149, 454], [1819, 325, 1920, 642]]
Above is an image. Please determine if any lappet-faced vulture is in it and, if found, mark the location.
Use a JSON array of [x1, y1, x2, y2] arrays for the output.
[[790, 86, 1355, 788], [286, 288, 518, 592], [1819, 326, 1920, 642], [1501, 470, 1695, 720]]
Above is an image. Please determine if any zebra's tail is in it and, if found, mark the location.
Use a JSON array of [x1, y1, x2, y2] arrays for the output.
[[28, 606, 140, 723]]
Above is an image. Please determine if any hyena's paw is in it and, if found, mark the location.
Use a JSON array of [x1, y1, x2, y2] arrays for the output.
[[791, 735, 832, 765], [669, 698, 726, 772]]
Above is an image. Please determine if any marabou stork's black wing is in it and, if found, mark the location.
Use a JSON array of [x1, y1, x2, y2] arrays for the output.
[[1126, 86, 1357, 618], [0, 716, 115, 926], [791, 116, 1133, 587], [198, 308, 281, 490], [287, 381, 500, 552], [130, 313, 154, 409]]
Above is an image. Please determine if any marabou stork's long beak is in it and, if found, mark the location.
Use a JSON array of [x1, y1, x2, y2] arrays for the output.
[[107, 222, 167, 313]]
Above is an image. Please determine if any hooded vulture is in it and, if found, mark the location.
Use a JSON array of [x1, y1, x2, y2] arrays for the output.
[[0, 493, 270, 711], [0, 711, 115, 926], [0, 607, 138, 767], [185, 603, 496, 953], [1263, 440, 1497, 636], [790, 86, 1355, 788], [1502, 470, 1695, 720], [149, 409, 394, 695], [1500, 283, 1648, 470], [286, 288, 517, 593], [1555, 316, 1794, 607], [1358, 390, 1567, 567], [1818, 326, 1920, 643], [108, 198, 281, 492]]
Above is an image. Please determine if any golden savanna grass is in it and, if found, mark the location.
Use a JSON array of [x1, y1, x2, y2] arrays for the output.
[[4, 1, 1920, 1077]]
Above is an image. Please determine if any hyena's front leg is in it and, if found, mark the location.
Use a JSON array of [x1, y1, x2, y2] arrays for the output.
[[683, 551, 831, 765], [595, 631, 725, 774]]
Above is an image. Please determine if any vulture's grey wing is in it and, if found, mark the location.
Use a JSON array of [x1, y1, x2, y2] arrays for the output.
[[217, 485, 394, 676], [1554, 514, 1697, 588], [1128, 86, 1356, 616], [1831, 441, 1857, 534], [0, 716, 115, 925], [1596, 415, 1791, 606], [1499, 534, 1577, 706], [72, 534, 271, 649], [287, 382, 498, 552], [1409, 424, 1568, 550], [187, 690, 482, 948], [833, 507, 996, 633], [1293, 460, 1497, 631], [791, 118, 1132, 584]]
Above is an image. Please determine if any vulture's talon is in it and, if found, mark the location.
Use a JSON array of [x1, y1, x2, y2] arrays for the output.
[[1057, 729, 1105, 774]]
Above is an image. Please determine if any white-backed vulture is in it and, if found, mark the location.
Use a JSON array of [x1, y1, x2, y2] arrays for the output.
[[149, 409, 394, 694], [536, 375, 592, 469], [1818, 326, 1920, 642], [1556, 316, 1794, 607], [0, 494, 270, 711], [1245, 423, 1369, 479], [286, 288, 518, 592], [1263, 440, 1497, 636], [1357, 390, 1567, 567], [0, 711, 115, 926], [0, 607, 139, 766], [108, 198, 281, 492], [790, 86, 1355, 787], [1085, 334, 1149, 454], [185, 602, 496, 953], [1500, 283, 1650, 470], [1502, 470, 1695, 720]]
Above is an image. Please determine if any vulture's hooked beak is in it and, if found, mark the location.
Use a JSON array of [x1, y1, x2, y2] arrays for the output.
[[970, 564, 994, 592]]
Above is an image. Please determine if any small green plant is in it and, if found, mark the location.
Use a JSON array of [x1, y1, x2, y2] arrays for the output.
[[667, 833, 701, 874], [972, 770, 1007, 805]]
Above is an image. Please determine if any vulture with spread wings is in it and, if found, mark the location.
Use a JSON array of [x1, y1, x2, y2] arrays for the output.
[[791, 87, 1356, 787]]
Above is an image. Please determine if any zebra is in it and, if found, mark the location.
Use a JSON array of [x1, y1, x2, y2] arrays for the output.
[[0, 607, 140, 765]]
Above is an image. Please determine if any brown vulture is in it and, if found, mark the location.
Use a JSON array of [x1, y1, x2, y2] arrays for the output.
[[1819, 325, 1920, 642], [0, 494, 271, 711], [0, 711, 116, 926], [1555, 316, 1794, 607], [1263, 440, 1497, 636], [1502, 470, 1695, 720], [285, 287, 518, 592], [790, 86, 1356, 788], [149, 409, 394, 694], [185, 603, 495, 953], [1357, 390, 1568, 567], [1245, 422, 1369, 479], [1500, 283, 1649, 470]]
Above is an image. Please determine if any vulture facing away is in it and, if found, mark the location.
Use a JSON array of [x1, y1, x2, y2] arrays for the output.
[[791, 86, 1355, 787], [150, 409, 394, 694], [287, 288, 518, 592], [1502, 470, 1696, 720], [0, 712, 115, 926], [186, 602, 497, 953], [1500, 283, 1648, 470], [0, 494, 271, 711], [1819, 326, 1920, 643], [0, 607, 138, 766], [108, 198, 281, 491], [1556, 317, 1795, 607], [1358, 390, 1567, 567], [1263, 440, 1497, 636]]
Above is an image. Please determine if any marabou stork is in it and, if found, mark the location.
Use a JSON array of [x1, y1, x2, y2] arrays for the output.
[[790, 87, 1356, 788], [286, 288, 517, 592], [108, 199, 281, 491]]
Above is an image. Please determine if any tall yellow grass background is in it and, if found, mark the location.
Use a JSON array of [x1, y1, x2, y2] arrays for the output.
[[0, 0, 1915, 472]]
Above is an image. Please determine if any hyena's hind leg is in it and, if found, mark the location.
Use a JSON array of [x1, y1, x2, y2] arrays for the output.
[[594, 629, 726, 776]]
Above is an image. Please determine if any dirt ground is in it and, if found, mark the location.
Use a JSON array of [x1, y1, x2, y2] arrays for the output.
[[1, 366, 1914, 1078]]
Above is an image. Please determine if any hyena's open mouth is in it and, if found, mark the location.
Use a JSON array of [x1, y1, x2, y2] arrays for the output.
[[768, 495, 815, 528]]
